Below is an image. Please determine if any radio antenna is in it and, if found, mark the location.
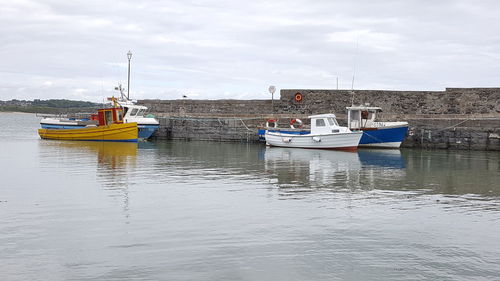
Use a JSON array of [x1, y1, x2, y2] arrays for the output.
[[350, 38, 359, 106]]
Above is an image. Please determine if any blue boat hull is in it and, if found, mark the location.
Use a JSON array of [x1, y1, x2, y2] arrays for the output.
[[357, 150, 405, 168], [41, 124, 87, 129], [358, 126, 408, 148], [138, 124, 159, 139]]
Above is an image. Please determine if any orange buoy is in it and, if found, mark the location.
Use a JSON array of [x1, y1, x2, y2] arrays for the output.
[[294, 93, 303, 102]]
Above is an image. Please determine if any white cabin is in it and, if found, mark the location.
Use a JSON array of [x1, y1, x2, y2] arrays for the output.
[[116, 99, 159, 127], [309, 114, 352, 135], [346, 106, 383, 130]]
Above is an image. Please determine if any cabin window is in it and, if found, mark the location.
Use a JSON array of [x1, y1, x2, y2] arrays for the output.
[[130, 108, 139, 116], [117, 110, 123, 121], [104, 110, 112, 125], [137, 109, 145, 116], [316, 119, 326, 127], [351, 110, 360, 121]]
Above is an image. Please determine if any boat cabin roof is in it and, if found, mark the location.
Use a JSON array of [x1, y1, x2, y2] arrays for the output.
[[309, 113, 337, 119], [115, 99, 148, 110], [346, 106, 382, 112], [122, 104, 148, 110]]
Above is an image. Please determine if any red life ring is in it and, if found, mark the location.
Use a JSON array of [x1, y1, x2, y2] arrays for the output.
[[294, 93, 303, 102], [266, 119, 278, 128], [290, 118, 303, 129]]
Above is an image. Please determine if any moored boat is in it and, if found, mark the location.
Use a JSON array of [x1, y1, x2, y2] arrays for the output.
[[39, 96, 159, 140], [40, 116, 97, 129], [38, 106, 138, 142], [265, 114, 362, 150], [347, 106, 408, 148]]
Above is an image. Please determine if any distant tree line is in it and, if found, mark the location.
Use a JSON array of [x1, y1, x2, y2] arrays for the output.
[[0, 99, 101, 113], [31, 99, 100, 108]]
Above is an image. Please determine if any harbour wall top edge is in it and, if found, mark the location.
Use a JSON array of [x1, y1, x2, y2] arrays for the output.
[[139, 87, 500, 116]]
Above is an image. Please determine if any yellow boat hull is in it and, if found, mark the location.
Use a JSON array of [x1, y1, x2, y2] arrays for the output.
[[38, 122, 138, 142]]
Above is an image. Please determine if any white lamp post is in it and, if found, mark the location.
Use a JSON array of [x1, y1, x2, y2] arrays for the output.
[[127, 50, 132, 100]]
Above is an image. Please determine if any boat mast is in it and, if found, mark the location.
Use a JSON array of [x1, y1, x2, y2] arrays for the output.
[[114, 84, 126, 100], [350, 39, 358, 106]]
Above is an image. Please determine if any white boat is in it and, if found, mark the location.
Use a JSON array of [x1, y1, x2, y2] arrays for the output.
[[40, 116, 97, 129], [347, 106, 408, 148], [265, 114, 363, 150]]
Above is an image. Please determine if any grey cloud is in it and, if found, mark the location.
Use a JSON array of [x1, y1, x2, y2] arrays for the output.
[[1, 0, 499, 102]]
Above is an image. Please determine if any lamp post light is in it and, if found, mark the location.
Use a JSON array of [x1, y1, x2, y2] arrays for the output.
[[268, 85, 276, 114], [127, 50, 132, 100]]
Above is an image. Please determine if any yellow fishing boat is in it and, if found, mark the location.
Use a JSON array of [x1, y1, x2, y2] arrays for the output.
[[38, 104, 139, 142]]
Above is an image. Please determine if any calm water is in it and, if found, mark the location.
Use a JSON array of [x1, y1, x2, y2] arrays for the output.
[[1, 112, 500, 281]]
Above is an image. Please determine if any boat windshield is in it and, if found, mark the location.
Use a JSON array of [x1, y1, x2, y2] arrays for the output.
[[137, 109, 145, 116], [130, 108, 139, 116], [327, 117, 338, 126]]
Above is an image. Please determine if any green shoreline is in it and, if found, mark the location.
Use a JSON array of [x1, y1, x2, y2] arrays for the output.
[[0, 106, 99, 114]]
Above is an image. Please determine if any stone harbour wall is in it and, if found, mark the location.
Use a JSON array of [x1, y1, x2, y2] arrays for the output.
[[155, 117, 265, 142], [402, 117, 499, 150], [139, 87, 500, 150], [279, 88, 500, 115], [144, 99, 274, 116]]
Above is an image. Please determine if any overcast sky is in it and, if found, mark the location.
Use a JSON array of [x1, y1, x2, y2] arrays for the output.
[[1, 0, 499, 102]]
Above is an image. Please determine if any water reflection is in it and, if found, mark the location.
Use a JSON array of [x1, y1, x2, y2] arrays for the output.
[[264, 147, 409, 191], [138, 141, 267, 184], [262, 146, 500, 197], [38, 140, 138, 192], [264, 148, 362, 189], [37, 140, 500, 199], [401, 150, 500, 196], [358, 149, 405, 169], [38, 141, 140, 219], [39, 140, 137, 171]]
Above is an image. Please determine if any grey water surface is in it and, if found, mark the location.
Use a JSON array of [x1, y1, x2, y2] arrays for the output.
[[1, 112, 499, 281]]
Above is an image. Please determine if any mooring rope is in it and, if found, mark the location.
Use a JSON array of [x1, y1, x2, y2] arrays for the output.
[[163, 116, 265, 121], [240, 119, 252, 131], [440, 119, 472, 131]]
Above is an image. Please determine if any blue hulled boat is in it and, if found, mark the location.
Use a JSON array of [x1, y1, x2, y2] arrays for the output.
[[346, 106, 408, 148]]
